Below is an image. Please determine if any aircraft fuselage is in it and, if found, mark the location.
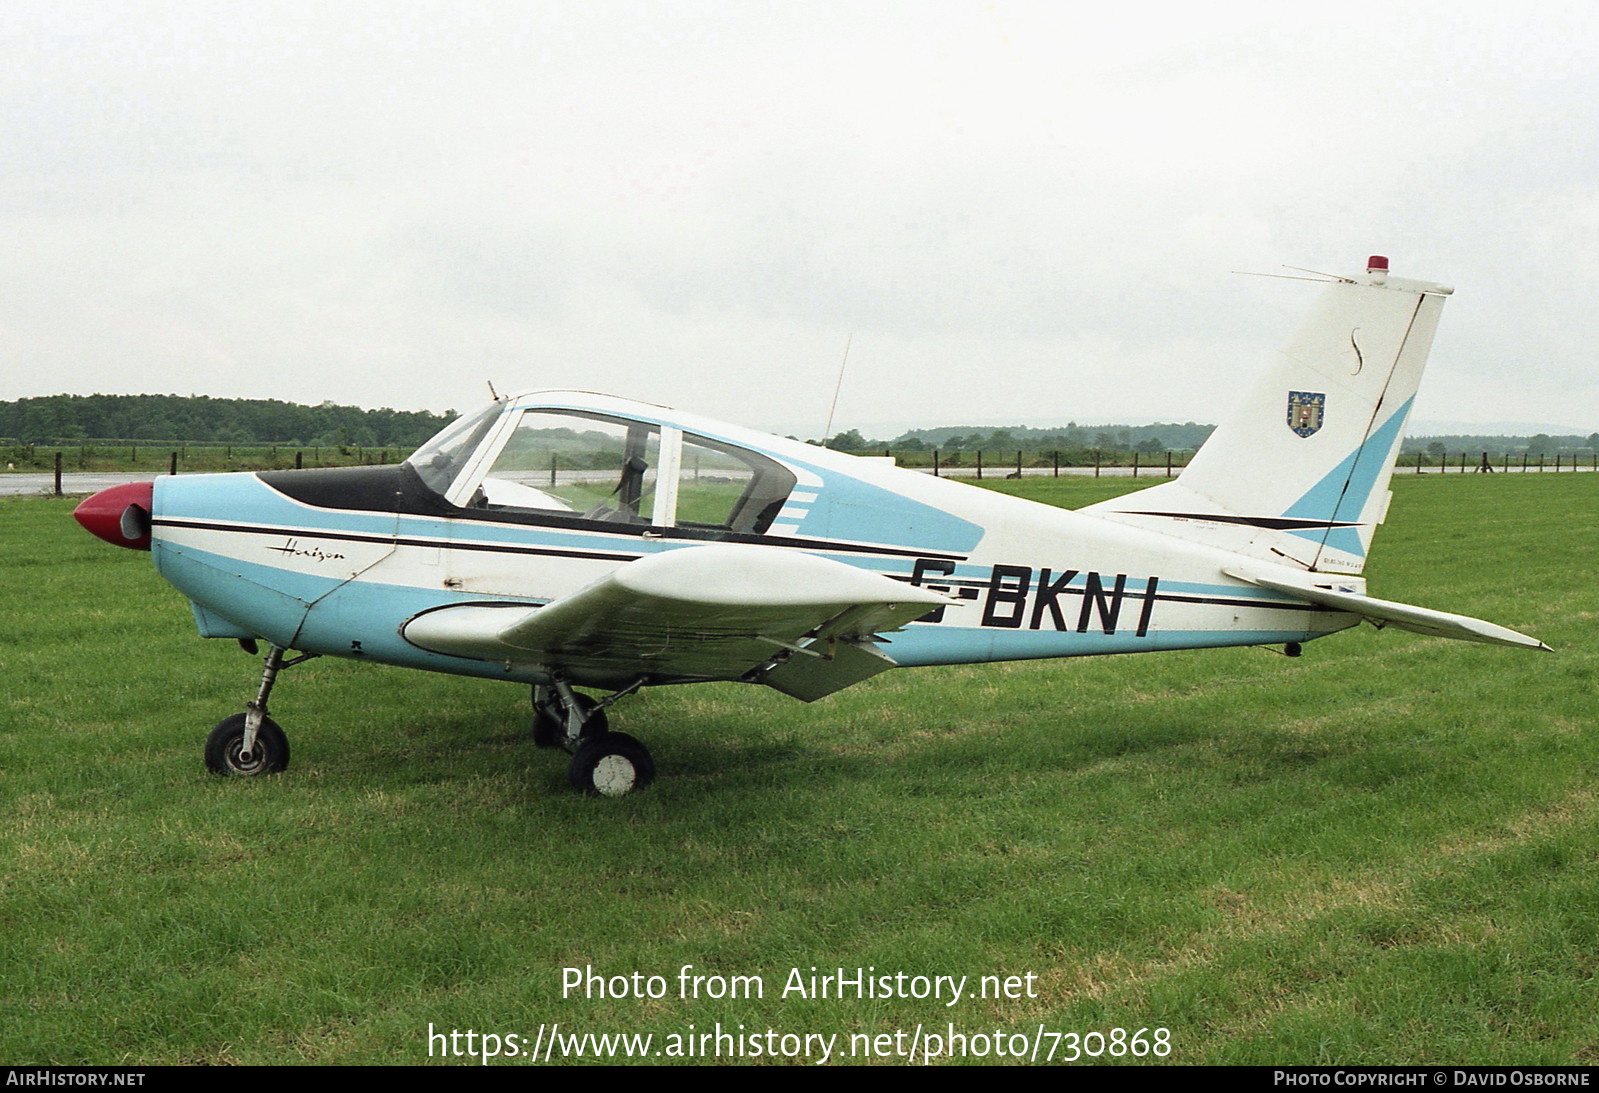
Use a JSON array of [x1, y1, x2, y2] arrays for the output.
[[145, 403, 1354, 691]]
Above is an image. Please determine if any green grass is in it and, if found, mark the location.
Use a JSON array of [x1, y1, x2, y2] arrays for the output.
[[1, 475, 1594, 1065]]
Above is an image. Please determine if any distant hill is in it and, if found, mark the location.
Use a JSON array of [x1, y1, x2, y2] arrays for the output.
[[0, 393, 453, 448]]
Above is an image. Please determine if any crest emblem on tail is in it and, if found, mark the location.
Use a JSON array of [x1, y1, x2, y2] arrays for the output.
[[1287, 390, 1326, 437]]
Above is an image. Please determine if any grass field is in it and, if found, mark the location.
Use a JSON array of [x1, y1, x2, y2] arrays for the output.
[[1, 475, 1594, 1065]]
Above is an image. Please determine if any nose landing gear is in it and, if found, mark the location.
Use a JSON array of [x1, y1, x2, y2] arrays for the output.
[[203, 645, 318, 776]]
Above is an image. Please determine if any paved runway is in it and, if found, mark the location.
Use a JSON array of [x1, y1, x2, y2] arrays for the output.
[[1, 472, 155, 497]]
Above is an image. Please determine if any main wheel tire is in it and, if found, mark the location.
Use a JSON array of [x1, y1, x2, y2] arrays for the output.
[[567, 732, 654, 797], [204, 713, 290, 775], [533, 692, 608, 750]]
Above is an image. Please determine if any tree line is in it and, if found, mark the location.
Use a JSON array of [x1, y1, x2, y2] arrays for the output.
[[4, 393, 1592, 460], [822, 424, 1599, 458], [1400, 433, 1599, 459], [0, 394, 453, 448], [823, 421, 1216, 455]]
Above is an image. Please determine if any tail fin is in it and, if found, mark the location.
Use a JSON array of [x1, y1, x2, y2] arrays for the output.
[[1085, 257, 1452, 574]]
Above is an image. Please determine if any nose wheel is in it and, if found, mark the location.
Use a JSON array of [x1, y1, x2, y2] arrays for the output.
[[204, 645, 316, 776], [205, 713, 290, 775]]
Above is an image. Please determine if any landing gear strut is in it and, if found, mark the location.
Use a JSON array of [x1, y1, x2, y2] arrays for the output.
[[531, 679, 654, 796], [531, 680, 608, 748], [204, 644, 318, 776]]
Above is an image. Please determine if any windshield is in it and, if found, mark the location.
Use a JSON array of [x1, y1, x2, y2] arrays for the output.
[[404, 401, 504, 496]]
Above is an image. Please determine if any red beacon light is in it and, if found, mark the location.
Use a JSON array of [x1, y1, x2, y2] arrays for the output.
[[1366, 255, 1389, 283]]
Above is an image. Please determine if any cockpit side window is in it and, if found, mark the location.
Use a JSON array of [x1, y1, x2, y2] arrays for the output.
[[476, 410, 660, 523], [676, 434, 796, 535]]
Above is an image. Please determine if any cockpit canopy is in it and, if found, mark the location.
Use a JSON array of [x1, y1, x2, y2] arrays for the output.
[[406, 394, 797, 536]]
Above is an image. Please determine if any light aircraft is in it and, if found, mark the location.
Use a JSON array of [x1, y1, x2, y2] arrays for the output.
[[74, 257, 1548, 795]]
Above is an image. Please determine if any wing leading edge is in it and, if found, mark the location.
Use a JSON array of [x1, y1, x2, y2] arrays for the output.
[[402, 543, 952, 699]]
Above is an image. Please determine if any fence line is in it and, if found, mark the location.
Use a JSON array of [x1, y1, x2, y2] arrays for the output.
[[8, 442, 1598, 495]]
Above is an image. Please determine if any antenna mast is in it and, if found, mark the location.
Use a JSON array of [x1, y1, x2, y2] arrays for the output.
[[822, 334, 852, 444]]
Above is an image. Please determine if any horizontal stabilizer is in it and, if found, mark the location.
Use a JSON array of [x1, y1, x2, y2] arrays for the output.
[[1224, 567, 1550, 651]]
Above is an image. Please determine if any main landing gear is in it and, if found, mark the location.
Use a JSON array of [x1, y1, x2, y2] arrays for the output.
[[204, 644, 317, 776], [532, 679, 655, 797]]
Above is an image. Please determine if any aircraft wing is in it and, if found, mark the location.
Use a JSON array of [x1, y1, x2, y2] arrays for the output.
[[403, 543, 953, 699], [1224, 567, 1551, 651]]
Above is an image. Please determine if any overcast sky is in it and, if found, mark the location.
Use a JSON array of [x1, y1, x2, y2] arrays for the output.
[[5, 1, 1597, 437]]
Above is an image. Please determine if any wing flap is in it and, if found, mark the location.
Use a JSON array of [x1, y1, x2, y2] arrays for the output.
[[759, 640, 899, 702], [403, 544, 950, 687], [1224, 566, 1550, 651]]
